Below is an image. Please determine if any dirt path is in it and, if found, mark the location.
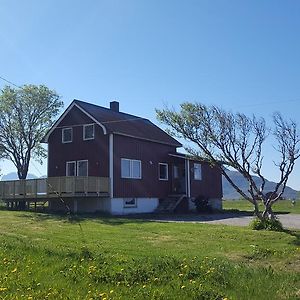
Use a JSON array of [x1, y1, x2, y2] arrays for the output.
[[140, 213, 300, 230]]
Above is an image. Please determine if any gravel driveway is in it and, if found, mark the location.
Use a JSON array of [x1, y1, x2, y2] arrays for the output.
[[137, 213, 300, 230]]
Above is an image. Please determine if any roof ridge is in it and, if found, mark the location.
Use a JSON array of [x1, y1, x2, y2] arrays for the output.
[[73, 99, 144, 120]]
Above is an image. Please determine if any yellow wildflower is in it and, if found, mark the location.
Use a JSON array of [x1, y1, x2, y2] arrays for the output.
[[11, 268, 17, 273], [0, 288, 7, 292]]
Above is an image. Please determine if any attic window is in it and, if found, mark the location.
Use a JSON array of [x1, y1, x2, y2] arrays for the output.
[[83, 124, 95, 140], [62, 128, 72, 143]]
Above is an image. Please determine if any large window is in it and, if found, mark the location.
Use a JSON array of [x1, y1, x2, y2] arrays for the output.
[[83, 124, 95, 140], [159, 163, 168, 180], [121, 159, 141, 179], [62, 128, 72, 143], [194, 163, 202, 180], [77, 160, 88, 176]]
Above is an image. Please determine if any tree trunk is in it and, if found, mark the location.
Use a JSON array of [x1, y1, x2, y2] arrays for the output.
[[17, 165, 29, 180], [262, 205, 275, 220]]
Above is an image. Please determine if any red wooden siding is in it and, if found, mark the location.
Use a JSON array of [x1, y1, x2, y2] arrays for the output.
[[113, 135, 177, 198], [48, 106, 109, 177], [189, 161, 223, 198]]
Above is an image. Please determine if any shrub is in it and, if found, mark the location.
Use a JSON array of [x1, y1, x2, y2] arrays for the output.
[[194, 195, 213, 213], [249, 217, 284, 232]]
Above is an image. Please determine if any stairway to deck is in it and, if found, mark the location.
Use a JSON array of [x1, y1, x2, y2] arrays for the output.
[[155, 194, 187, 213]]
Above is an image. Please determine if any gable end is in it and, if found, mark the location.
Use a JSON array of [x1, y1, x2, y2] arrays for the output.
[[42, 101, 107, 143]]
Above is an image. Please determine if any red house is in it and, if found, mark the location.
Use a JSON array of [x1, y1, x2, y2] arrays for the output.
[[40, 100, 222, 214]]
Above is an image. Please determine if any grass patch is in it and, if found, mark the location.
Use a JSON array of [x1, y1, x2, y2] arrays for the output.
[[0, 210, 299, 299], [223, 199, 300, 214]]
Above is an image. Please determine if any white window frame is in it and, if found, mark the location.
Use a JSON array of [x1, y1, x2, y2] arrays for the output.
[[62, 128, 73, 143], [159, 163, 168, 180], [194, 163, 202, 180], [83, 124, 95, 140], [123, 198, 137, 208], [121, 158, 142, 179], [66, 161, 76, 176], [77, 160, 88, 177]]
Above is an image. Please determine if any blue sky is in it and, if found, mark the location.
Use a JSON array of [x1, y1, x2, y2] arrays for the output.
[[0, 0, 299, 190]]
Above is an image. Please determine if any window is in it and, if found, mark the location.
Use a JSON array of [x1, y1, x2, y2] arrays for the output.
[[132, 160, 141, 179], [173, 165, 179, 179], [194, 163, 202, 180], [62, 128, 72, 143], [77, 160, 88, 176], [121, 159, 131, 178], [66, 160, 88, 176], [159, 163, 168, 180], [124, 198, 137, 208], [66, 161, 76, 176], [121, 159, 141, 179], [83, 124, 95, 140]]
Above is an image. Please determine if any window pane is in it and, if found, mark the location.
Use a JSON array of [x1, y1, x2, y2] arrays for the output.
[[194, 163, 202, 180], [62, 128, 72, 143], [173, 166, 179, 179], [66, 162, 76, 176], [132, 160, 141, 178], [84, 124, 94, 140], [77, 161, 88, 176], [121, 159, 130, 178], [159, 163, 168, 180]]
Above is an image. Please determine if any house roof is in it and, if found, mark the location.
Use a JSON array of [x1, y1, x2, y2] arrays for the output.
[[43, 99, 182, 147]]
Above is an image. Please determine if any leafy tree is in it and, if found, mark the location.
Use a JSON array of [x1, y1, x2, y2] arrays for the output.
[[0, 85, 63, 179], [156, 103, 300, 221]]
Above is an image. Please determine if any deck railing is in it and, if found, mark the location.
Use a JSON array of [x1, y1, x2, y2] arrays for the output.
[[0, 176, 110, 200]]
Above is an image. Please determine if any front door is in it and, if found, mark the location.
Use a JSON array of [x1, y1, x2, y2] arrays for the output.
[[172, 163, 186, 194]]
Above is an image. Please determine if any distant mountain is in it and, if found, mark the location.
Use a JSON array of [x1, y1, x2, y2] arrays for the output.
[[1, 172, 38, 181], [223, 170, 299, 200]]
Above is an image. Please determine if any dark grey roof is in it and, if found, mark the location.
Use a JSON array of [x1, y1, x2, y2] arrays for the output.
[[72, 100, 182, 147]]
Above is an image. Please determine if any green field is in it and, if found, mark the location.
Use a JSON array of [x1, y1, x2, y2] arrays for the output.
[[223, 199, 300, 214], [0, 210, 299, 299]]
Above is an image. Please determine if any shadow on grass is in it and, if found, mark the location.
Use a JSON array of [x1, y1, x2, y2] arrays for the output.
[[10, 208, 257, 224], [124, 211, 255, 222], [14, 210, 150, 226], [283, 229, 300, 246], [223, 208, 291, 215]]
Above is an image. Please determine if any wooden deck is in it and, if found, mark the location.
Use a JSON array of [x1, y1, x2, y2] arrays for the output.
[[0, 176, 110, 201]]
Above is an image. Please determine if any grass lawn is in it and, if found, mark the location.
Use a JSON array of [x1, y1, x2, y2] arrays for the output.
[[0, 210, 299, 299], [223, 199, 300, 214]]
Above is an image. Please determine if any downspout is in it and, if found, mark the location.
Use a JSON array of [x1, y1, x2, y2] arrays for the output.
[[186, 158, 191, 198], [109, 134, 114, 199]]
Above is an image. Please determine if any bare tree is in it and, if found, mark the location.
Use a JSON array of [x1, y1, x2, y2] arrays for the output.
[[0, 85, 63, 179], [156, 103, 300, 221]]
